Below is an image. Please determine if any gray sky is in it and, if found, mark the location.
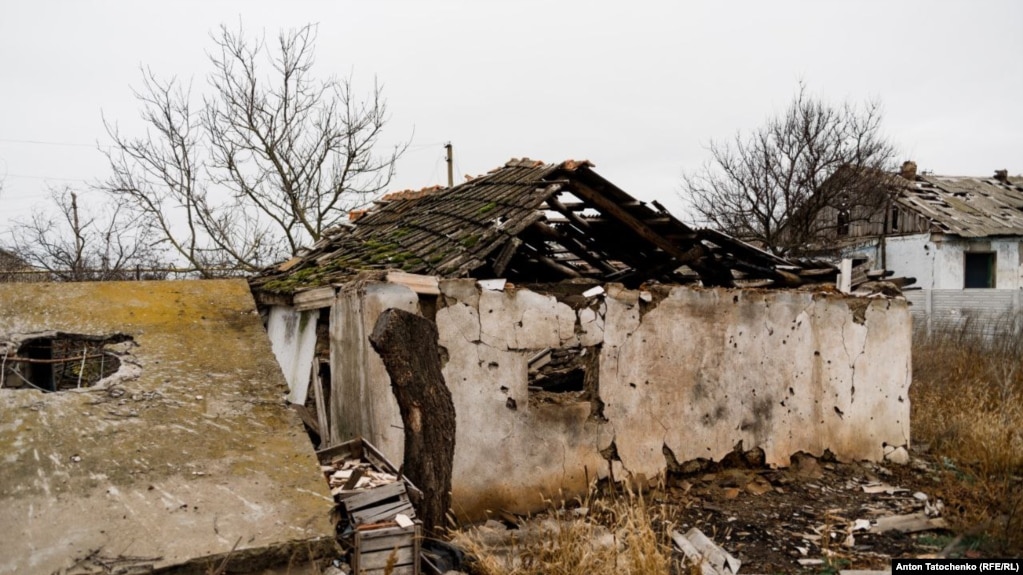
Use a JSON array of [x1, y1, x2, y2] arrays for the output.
[[1, 1, 1021, 231]]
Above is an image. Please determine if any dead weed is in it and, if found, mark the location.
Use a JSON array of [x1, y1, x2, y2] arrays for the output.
[[911, 313, 1023, 554]]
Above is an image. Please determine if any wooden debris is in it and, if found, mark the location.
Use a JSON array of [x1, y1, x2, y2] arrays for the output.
[[317, 437, 423, 575]]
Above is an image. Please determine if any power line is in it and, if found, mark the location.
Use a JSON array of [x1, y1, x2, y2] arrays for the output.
[[5, 173, 92, 183], [0, 138, 107, 150]]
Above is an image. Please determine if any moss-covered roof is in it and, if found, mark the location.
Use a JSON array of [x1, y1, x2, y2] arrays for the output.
[[250, 158, 853, 299]]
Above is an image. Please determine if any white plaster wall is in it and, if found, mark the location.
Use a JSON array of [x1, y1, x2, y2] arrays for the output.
[[931, 238, 1021, 289], [600, 288, 911, 482], [883, 234, 935, 289], [437, 283, 610, 515], [329, 282, 419, 460], [266, 305, 319, 404], [332, 279, 912, 519], [993, 239, 1022, 289]]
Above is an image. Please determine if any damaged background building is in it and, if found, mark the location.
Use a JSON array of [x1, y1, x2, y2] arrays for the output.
[[251, 159, 913, 518]]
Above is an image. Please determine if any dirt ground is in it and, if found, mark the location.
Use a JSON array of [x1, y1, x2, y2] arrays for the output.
[[649, 448, 961, 573]]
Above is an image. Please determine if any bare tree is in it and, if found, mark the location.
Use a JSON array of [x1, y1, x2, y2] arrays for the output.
[[102, 24, 406, 277], [682, 85, 898, 255], [4, 187, 165, 282]]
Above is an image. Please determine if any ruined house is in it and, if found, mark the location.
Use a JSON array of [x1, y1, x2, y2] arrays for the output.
[[808, 162, 1023, 330], [0, 280, 335, 575], [250, 158, 913, 518]]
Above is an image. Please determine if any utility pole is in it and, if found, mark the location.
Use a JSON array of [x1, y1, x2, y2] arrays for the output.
[[444, 142, 453, 188]]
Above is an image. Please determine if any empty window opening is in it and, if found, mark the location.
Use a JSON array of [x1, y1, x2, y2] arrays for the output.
[[527, 345, 599, 407], [964, 252, 996, 289], [890, 206, 901, 232], [1, 333, 132, 392], [836, 210, 850, 237]]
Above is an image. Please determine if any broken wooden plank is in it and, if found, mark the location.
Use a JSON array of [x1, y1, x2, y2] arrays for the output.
[[352, 523, 421, 575], [490, 237, 522, 277], [352, 499, 415, 525], [386, 271, 440, 295], [341, 467, 366, 491], [342, 480, 407, 509], [290, 404, 320, 437], [567, 180, 698, 264], [293, 286, 336, 311], [310, 360, 330, 449]]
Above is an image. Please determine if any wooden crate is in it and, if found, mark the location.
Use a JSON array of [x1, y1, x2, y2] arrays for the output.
[[318, 437, 400, 474], [341, 480, 415, 525], [351, 523, 421, 575]]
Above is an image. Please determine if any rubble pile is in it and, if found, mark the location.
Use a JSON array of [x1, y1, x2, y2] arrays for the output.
[[323, 458, 400, 496]]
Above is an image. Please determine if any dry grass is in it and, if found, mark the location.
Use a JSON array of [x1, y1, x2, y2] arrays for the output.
[[911, 312, 1023, 554], [451, 487, 685, 575]]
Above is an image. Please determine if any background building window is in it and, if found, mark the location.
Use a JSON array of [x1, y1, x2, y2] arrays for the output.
[[837, 210, 850, 237], [964, 252, 996, 288]]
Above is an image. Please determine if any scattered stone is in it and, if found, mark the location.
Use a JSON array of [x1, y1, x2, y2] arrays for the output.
[[884, 446, 910, 465], [746, 478, 773, 496], [925, 499, 945, 518], [790, 452, 823, 479], [913, 491, 928, 501]]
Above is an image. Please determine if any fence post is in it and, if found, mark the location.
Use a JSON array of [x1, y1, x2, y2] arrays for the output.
[[925, 289, 933, 336]]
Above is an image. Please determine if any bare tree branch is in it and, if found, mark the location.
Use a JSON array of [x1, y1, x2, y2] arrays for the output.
[[3, 186, 167, 281], [100, 23, 407, 276], [681, 84, 898, 255]]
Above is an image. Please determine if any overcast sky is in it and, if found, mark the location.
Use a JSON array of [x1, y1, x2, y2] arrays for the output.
[[1, 1, 1021, 232]]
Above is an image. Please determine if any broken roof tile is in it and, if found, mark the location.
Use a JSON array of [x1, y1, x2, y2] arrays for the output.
[[250, 158, 866, 298]]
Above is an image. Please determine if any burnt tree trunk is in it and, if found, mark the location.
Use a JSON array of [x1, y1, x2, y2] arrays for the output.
[[369, 308, 456, 535]]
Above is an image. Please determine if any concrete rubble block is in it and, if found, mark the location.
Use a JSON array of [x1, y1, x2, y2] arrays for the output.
[[884, 445, 911, 465], [870, 512, 948, 533]]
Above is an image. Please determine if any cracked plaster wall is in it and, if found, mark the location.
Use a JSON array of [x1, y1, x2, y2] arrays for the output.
[[332, 279, 911, 519], [329, 281, 419, 456]]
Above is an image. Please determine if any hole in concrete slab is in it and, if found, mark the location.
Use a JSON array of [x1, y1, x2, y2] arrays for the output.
[[1, 333, 134, 392]]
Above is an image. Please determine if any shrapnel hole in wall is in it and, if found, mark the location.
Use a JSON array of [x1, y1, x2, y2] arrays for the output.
[[0, 333, 133, 392]]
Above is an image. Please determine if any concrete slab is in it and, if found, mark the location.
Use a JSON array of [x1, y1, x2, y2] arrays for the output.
[[0, 280, 335, 574]]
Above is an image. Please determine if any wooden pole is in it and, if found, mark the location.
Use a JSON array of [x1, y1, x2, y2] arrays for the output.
[[445, 142, 454, 188]]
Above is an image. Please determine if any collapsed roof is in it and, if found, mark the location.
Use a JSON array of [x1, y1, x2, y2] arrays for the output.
[[251, 158, 850, 296], [898, 172, 1023, 238]]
